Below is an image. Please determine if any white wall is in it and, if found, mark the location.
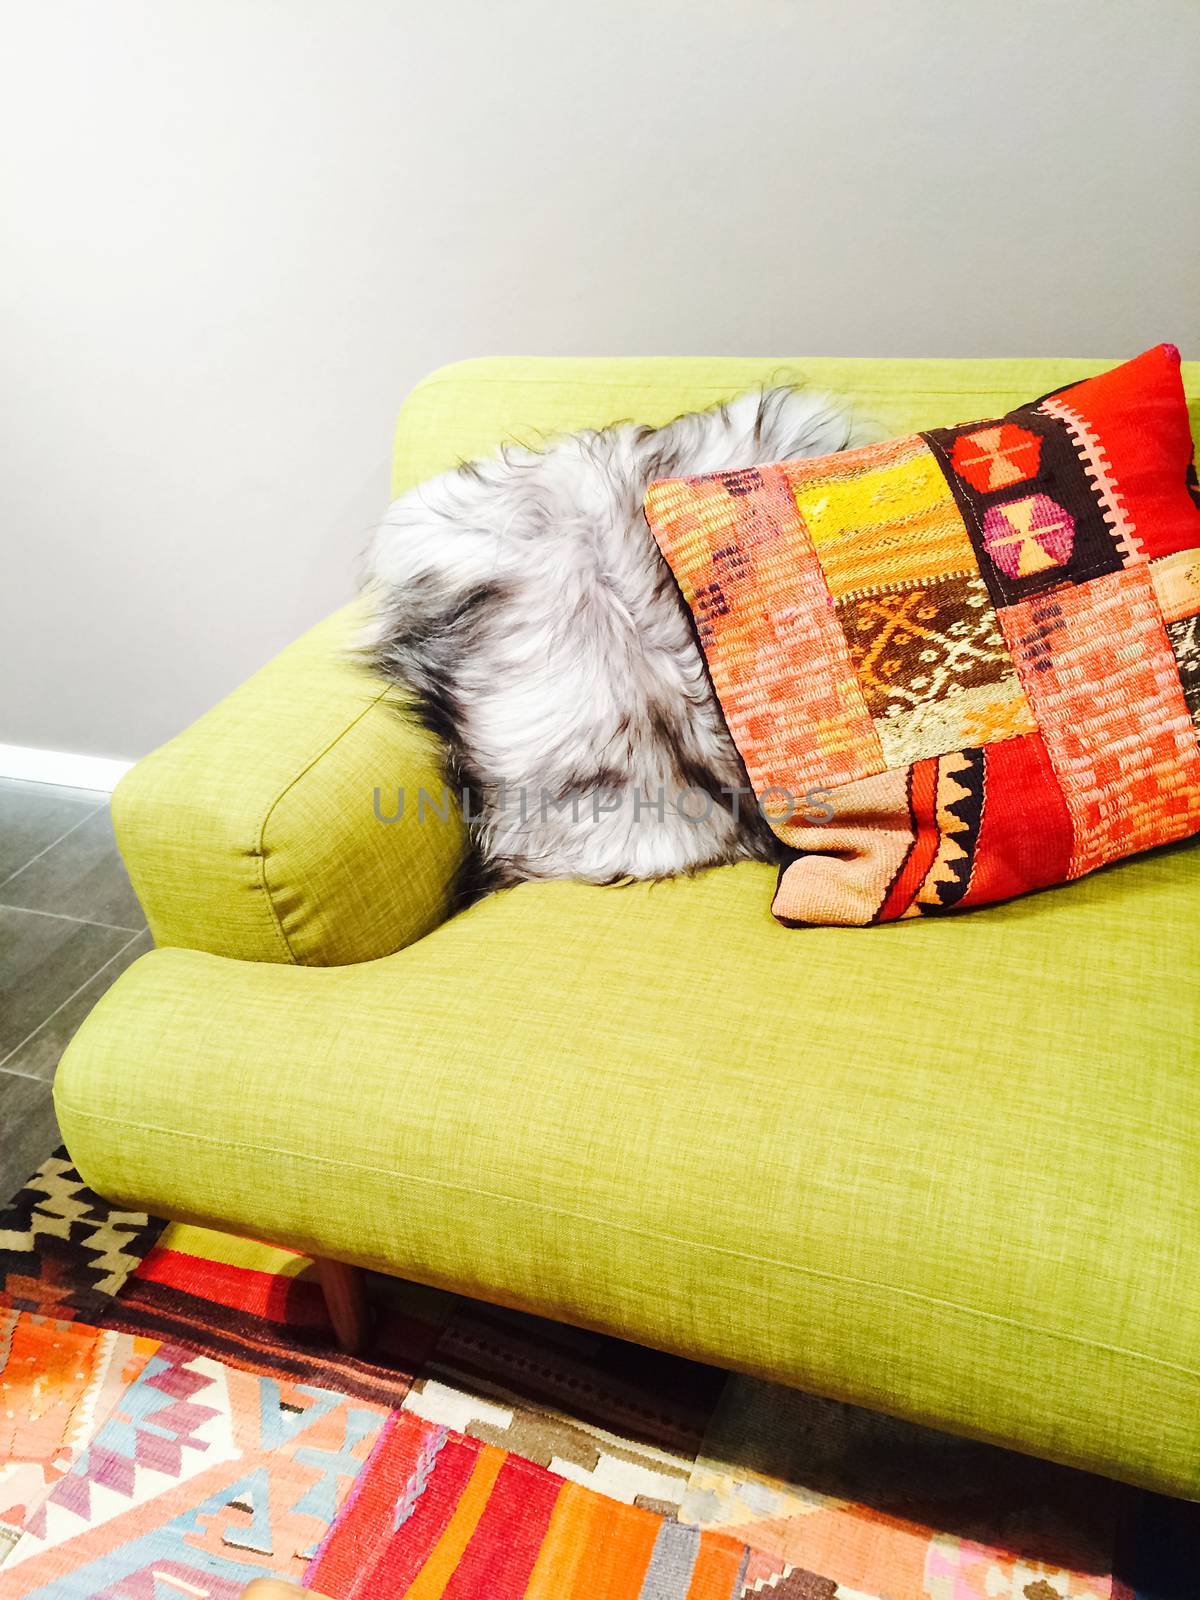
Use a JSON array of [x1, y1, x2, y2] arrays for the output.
[[3, 0, 1197, 760]]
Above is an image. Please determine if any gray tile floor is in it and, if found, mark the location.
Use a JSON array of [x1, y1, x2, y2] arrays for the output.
[[0, 778, 150, 1202]]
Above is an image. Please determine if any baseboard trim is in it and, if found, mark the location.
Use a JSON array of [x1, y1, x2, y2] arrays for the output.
[[0, 743, 134, 793]]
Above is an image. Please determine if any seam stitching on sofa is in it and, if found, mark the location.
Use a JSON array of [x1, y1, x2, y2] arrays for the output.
[[253, 682, 396, 965], [55, 1102, 1200, 1386]]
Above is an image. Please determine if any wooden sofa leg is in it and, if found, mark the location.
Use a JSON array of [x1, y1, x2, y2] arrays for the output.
[[316, 1258, 371, 1354]]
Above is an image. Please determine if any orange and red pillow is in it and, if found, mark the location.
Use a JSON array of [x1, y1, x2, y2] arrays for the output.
[[643, 345, 1200, 925]]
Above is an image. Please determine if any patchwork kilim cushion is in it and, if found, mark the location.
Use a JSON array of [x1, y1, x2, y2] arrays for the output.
[[643, 344, 1200, 925]]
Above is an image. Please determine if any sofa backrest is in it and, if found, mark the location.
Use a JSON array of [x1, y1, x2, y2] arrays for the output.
[[391, 355, 1200, 497]]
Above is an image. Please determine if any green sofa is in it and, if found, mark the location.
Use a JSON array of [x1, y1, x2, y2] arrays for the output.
[[55, 357, 1200, 1500]]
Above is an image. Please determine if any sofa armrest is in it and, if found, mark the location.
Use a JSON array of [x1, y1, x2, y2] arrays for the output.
[[112, 601, 465, 965]]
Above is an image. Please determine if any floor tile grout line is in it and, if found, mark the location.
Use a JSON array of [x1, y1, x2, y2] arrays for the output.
[[0, 1061, 52, 1086], [0, 800, 108, 892], [0, 929, 145, 1073], [0, 902, 143, 935]]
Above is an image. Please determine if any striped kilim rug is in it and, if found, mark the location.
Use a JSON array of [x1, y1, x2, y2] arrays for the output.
[[0, 1153, 1195, 1598]]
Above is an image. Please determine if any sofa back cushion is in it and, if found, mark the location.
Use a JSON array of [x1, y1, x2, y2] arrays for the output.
[[391, 354, 1200, 496]]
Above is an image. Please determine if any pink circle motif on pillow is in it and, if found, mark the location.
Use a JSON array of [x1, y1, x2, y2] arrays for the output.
[[950, 424, 1042, 492], [982, 495, 1076, 580]]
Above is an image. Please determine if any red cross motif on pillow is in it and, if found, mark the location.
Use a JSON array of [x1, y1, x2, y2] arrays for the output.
[[950, 423, 1042, 491]]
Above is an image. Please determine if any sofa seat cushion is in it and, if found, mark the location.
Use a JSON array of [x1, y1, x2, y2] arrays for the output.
[[55, 843, 1200, 1497]]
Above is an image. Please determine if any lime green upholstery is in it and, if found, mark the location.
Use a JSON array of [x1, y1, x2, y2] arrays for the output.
[[57, 359, 1200, 1500], [110, 608, 463, 967]]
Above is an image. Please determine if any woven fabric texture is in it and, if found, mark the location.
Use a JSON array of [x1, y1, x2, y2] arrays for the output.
[[643, 345, 1200, 925], [111, 608, 465, 966], [62, 355, 1200, 1504], [112, 355, 1199, 964], [9, 1155, 1189, 1598], [56, 842, 1200, 1498]]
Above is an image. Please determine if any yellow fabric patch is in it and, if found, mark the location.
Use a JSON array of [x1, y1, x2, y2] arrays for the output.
[[1151, 546, 1200, 622], [872, 680, 1037, 768], [789, 437, 979, 599]]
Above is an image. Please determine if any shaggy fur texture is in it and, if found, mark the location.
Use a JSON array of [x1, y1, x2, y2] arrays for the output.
[[360, 386, 859, 901]]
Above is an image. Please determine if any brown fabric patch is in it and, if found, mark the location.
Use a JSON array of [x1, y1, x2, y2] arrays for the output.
[[835, 572, 1017, 722]]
